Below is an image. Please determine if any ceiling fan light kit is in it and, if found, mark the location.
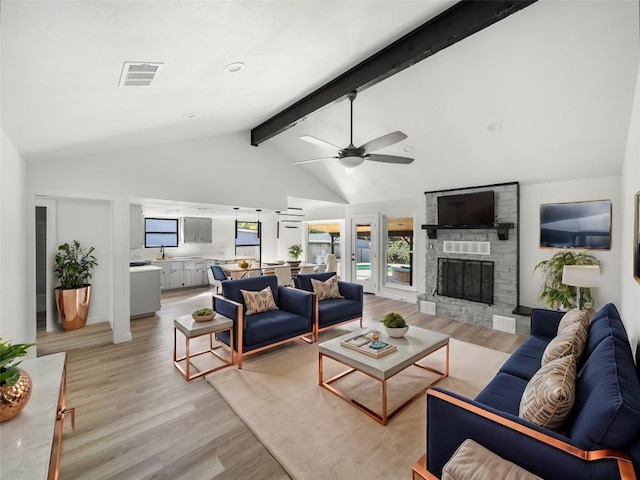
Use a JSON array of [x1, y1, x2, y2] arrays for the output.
[[295, 91, 414, 169]]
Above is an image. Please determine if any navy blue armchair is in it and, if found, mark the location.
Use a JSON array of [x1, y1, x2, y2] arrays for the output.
[[213, 275, 313, 368], [293, 272, 363, 341]]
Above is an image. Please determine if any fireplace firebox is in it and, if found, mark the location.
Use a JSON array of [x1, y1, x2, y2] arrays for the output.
[[437, 258, 494, 305]]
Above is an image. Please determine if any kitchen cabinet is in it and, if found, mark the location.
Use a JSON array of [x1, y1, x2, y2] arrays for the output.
[[182, 261, 195, 287], [130, 205, 144, 249], [169, 262, 183, 289], [195, 262, 208, 285], [130, 266, 161, 317], [183, 217, 212, 244]]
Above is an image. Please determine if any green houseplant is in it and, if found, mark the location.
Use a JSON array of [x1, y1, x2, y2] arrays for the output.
[[382, 312, 409, 337], [0, 339, 35, 422], [534, 251, 602, 309], [192, 307, 215, 322], [288, 244, 303, 261], [54, 240, 98, 330]]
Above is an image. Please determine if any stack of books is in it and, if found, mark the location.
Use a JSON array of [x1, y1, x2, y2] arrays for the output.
[[341, 331, 397, 358]]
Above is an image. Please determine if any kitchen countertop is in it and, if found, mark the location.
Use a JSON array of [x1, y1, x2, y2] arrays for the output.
[[130, 265, 163, 273]]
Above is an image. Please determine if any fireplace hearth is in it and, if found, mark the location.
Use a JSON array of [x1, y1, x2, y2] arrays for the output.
[[437, 258, 494, 305]]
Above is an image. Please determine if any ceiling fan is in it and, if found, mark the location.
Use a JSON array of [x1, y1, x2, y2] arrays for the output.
[[294, 91, 414, 168]]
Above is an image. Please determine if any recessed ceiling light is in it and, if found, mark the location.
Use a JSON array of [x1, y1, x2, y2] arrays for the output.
[[224, 62, 245, 73], [182, 113, 196, 119], [487, 122, 502, 132], [402, 146, 414, 153]]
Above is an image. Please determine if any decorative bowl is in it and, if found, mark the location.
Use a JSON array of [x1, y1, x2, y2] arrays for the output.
[[385, 326, 409, 338], [192, 313, 214, 322]]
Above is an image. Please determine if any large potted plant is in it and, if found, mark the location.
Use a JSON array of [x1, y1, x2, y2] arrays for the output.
[[534, 251, 601, 310], [0, 339, 35, 422], [54, 240, 98, 330]]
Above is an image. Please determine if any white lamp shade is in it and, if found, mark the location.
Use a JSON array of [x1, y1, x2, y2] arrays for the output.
[[562, 265, 602, 288]]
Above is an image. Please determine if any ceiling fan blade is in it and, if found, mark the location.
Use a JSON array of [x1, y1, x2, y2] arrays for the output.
[[359, 131, 407, 153], [364, 153, 414, 165], [292, 156, 338, 165], [299, 135, 341, 150]]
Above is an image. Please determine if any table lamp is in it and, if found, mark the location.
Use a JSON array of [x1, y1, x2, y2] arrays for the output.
[[562, 265, 602, 309]]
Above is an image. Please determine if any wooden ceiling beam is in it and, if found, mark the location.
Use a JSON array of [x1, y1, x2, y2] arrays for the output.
[[250, 0, 537, 146]]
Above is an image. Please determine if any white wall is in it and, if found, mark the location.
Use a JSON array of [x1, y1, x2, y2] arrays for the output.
[[0, 130, 29, 345], [56, 198, 112, 325], [620, 63, 640, 349], [520, 176, 622, 311]]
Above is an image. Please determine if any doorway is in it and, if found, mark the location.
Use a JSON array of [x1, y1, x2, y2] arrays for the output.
[[34, 199, 57, 332], [350, 215, 377, 293]]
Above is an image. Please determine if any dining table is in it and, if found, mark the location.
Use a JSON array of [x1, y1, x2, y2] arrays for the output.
[[221, 262, 324, 279]]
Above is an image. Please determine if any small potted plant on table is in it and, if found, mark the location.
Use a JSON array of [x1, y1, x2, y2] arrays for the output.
[[0, 339, 35, 422], [288, 244, 303, 268], [192, 307, 215, 322], [382, 312, 409, 338]]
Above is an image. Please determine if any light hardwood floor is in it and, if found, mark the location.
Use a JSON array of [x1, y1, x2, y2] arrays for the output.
[[37, 287, 525, 480]]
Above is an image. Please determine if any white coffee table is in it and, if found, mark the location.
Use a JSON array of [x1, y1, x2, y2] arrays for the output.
[[318, 326, 449, 425]]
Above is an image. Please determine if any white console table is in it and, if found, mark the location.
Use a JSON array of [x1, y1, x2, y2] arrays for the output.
[[0, 352, 71, 480]]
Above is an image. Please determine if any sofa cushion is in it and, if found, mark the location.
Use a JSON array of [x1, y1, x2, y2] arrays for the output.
[[542, 321, 588, 366], [499, 335, 550, 381], [222, 275, 279, 307], [311, 275, 343, 301], [317, 298, 362, 328], [442, 439, 542, 480], [557, 308, 589, 335], [241, 286, 277, 315], [475, 372, 529, 416], [582, 303, 627, 362], [243, 309, 310, 346], [568, 335, 640, 450], [519, 354, 576, 430], [294, 272, 336, 292]]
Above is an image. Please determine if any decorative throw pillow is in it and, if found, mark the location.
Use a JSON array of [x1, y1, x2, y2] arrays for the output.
[[557, 308, 589, 335], [542, 321, 588, 366], [311, 276, 344, 301], [241, 287, 277, 316], [519, 354, 576, 430]]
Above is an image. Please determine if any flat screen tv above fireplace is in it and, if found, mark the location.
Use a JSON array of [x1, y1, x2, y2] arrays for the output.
[[437, 191, 495, 227]]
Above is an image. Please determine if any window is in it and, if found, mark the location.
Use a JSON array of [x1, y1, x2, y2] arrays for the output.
[[145, 218, 179, 248], [235, 221, 261, 262], [385, 217, 414, 287], [307, 222, 341, 264]]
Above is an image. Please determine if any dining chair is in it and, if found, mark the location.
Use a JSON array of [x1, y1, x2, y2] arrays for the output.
[[208, 264, 229, 294], [325, 254, 338, 274], [298, 265, 315, 275], [275, 265, 293, 287]]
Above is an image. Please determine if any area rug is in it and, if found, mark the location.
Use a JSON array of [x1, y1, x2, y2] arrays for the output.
[[205, 332, 509, 480]]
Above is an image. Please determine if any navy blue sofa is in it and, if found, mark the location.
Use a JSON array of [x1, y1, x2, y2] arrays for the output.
[[213, 275, 314, 368], [416, 304, 640, 480], [293, 272, 363, 341]]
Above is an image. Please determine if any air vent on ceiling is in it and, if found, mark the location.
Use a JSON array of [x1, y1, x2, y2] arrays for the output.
[[118, 62, 164, 87]]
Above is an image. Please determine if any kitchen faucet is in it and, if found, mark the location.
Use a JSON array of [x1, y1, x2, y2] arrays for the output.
[[160, 245, 165, 260]]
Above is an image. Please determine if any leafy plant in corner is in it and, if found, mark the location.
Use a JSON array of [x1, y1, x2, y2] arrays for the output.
[[382, 312, 407, 328], [0, 339, 34, 386], [54, 240, 98, 289], [288, 244, 303, 261], [534, 251, 601, 309]]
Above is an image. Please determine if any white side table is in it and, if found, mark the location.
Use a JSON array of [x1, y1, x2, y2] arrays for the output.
[[173, 314, 234, 381]]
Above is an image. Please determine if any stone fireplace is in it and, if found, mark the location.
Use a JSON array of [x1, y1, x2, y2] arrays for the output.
[[438, 258, 494, 305], [418, 182, 529, 334]]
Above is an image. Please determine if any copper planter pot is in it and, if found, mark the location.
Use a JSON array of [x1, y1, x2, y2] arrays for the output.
[[55, 285, 91, 330], [0, 370, 32, 423]]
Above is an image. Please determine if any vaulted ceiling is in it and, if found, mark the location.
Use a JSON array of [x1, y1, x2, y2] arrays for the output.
[[2, 1, 638, 207]]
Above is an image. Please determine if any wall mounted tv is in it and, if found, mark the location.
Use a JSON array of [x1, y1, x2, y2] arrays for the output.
[[539, 199, 611, 250], [437, 191, 495, 227]]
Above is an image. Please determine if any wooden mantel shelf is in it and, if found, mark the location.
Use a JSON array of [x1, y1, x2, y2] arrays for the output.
[[420, 223, 515, 241]]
